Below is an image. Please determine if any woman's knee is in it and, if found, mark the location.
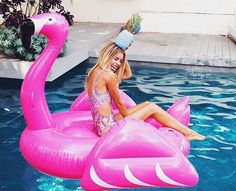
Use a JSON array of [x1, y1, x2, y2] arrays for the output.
[[143, 101, 151, 105], [149, 102, 162, 113], [146, 102, 156, 112]]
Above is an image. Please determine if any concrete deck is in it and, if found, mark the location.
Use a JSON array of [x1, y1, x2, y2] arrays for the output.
[[1, 22, 236, 81], [90, 32, 236, 73]]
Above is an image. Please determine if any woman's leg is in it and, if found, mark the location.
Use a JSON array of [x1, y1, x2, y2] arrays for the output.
[[121, 102, 205, 140], [115, 101, 150, 121]]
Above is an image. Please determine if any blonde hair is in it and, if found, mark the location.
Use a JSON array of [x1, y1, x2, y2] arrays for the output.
[[86, 42, 128, 84]]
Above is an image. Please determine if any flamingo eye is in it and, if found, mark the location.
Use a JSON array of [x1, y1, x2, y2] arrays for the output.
[[47, 17, 56, 24]]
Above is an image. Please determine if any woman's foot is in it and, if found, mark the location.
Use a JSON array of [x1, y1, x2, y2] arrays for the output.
[[186, 130, 205, 141]]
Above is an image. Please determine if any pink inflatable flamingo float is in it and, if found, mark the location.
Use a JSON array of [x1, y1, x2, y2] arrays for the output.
[[19, 13, 199, 190]]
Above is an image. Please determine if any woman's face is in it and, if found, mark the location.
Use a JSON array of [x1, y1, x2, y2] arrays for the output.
[[110, 52, 124, 73]]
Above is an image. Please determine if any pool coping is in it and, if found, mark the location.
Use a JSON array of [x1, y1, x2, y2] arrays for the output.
[[88, 57, 236, 75]]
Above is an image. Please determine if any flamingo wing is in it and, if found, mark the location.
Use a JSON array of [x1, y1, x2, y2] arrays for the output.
[[81, 118, 198, 191]]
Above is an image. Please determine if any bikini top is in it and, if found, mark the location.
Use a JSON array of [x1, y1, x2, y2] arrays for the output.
[[88, 70, 112, 116]]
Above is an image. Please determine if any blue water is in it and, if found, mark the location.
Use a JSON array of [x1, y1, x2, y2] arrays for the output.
[[0, 60, 236, 191]]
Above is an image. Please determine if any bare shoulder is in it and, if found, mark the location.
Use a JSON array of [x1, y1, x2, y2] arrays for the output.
[[103, 70, 117, 83]]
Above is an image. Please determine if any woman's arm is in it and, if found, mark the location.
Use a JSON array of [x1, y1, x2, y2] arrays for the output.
[[121, 61, 132, 80], [105, 72, 129, 117]]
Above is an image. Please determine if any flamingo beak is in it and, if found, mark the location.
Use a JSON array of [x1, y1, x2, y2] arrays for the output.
[[20, 19, 35, 51]]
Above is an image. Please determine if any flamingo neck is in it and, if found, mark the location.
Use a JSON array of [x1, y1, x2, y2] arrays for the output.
[[21, 41, 64, 130]]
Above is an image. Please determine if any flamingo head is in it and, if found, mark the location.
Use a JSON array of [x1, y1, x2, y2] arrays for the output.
[[20, 13, 69, 50]]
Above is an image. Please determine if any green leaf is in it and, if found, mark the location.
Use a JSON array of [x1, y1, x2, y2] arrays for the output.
[[4, 49, 16, 57], [127, 12, 143, 33], [34, 46, 43, 53], [25, 53, 34, 61], [3, 40, 12, 48], [34, 54, 40, 59], [16, 47, 26, 55]]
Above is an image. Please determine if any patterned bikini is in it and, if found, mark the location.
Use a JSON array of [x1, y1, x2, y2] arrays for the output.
[[89, 70, 116, 136]]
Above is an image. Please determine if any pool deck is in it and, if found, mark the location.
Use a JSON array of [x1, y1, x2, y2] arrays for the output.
[[1, 22, 236, 81], [90, 30, 236, 73]]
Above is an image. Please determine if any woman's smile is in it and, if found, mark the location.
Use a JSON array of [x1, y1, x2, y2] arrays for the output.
[[110, 52, 124, 72]]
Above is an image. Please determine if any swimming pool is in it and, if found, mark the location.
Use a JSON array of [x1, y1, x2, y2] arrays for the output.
[[0, 60, 235, 191]]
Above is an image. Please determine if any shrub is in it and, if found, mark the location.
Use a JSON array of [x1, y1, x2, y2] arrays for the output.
[[0, 27, 67, 61], [0, 0, 73, 61], [0, 0, 74, 28]]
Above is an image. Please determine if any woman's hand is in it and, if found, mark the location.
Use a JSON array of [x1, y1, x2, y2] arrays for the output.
[[121, 61, 132, 80]]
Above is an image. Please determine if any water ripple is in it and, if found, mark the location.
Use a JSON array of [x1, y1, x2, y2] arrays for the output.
[[208, 136, 236, 147], [196, 155, 217, 161]]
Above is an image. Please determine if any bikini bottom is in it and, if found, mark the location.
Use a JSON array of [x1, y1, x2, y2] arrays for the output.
[[94, 112, 116, 136]]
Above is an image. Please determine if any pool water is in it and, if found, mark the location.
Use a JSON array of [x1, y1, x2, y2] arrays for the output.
[[0, 60, 236, 191]]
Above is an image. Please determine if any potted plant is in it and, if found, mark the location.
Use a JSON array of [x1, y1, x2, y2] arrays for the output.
[[115, 13, 142, 50], [0, 0, 74, 61], [124, 12, 142, 34]]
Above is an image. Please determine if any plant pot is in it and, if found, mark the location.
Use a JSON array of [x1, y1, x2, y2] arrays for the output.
[[124, 19, 141, 34]]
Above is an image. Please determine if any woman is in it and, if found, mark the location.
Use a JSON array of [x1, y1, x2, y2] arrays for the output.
[[85, 41, 205, 140]]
